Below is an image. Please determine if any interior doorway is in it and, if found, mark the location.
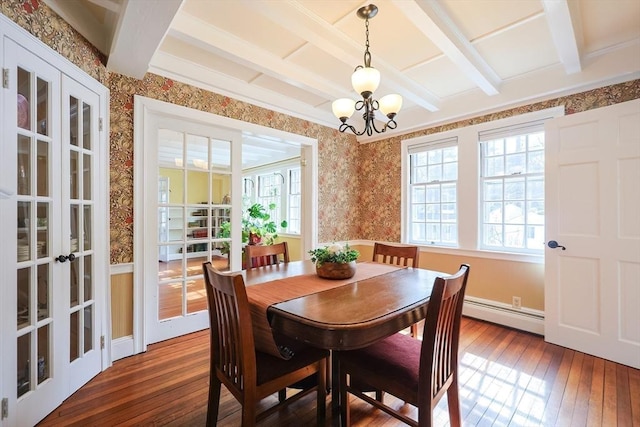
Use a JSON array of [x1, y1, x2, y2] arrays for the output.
[[134, 96, 317, 351]]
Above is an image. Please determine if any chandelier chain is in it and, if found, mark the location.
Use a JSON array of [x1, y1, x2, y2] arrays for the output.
[[363, 17, 371, 68]]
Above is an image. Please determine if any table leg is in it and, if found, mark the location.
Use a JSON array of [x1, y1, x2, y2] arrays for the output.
[[331, 350, 340, 414]]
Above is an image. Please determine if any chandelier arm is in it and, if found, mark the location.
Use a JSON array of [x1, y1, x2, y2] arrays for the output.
[[370, 117, 386, 134], [385, 118, 398, 130]]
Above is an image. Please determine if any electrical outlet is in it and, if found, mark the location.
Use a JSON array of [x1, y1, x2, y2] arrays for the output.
[[512, 296, 522, 309]]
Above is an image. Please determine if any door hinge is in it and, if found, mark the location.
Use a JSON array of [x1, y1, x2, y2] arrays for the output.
[[1, 397, 8, 419], [2, 69, 8, 89], [100, 335, 105, 349], [99, 118, 104, 132]]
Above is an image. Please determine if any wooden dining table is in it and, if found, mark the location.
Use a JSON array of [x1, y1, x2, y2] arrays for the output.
[[243, 260, 448, 414]]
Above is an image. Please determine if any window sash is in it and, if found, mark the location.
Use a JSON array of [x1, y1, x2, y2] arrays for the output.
[[480, 129, 545, 253], [408, 141, 458, 246], [243, 162, 301, 235]]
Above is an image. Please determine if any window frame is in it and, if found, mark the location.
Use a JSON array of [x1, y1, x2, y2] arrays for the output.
[[401, 107, 564, 263], [407, 138, 459, 247], [479, 126, 546, 254], [242, 158, 301, 236]]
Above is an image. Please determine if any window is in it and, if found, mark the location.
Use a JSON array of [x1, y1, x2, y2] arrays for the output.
[[403, 107, 562, 259], [480, 125, 545, 253], [408, 139, 458, 246], [288, 168, 301, 234], [243, 160, 301, 235], [257, 172, 283, 225]]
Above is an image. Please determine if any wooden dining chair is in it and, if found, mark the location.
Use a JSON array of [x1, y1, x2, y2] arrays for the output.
[[372, 242, 420, 336], [338, 264, 470, 427], [244, 241, 290, 270], [202, 262, 328, 426], [372, 242, 420, 267]]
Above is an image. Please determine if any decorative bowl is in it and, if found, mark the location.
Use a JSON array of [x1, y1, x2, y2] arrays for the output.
[[315, 261, 356, 280]]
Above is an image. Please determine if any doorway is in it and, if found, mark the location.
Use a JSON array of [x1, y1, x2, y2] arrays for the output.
[[134, 96, 317, 350]]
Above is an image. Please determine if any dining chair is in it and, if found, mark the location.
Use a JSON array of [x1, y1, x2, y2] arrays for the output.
[[244, 241, 290, 269], [338, 264, 471, 427], [372, 242, 420, 336], [372, 242, 420, 267], [202, 262, 328, 426]]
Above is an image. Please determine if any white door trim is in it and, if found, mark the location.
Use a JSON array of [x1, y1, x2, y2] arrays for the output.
[[133, 95, 317, 353]]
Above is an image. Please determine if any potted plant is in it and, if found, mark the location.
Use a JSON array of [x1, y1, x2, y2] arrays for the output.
[[309, 243, 360, 279], [218, 202, 287, 255], [242, 203, 287, 246]]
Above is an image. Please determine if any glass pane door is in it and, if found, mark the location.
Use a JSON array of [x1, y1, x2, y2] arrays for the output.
[[145, 116, 240, 345], [61, 76, 103, 394], [16, 66, 54, 398], [6, 38, 65, 427], [157, 130, 232, 321]]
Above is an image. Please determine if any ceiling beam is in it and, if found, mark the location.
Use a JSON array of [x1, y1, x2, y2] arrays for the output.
[[542, 0, 582, 74], [168, 13, 347, 100], [107, 0, 183, 79], [392, 0, 501, 96], [43, 0, 108, 53], [86, 0, 121, 13], [243, 0, 441, 112], [148, 51, 338, 128]]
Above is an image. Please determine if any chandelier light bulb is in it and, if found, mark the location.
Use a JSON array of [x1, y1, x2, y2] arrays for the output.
[[332, 98, 356, 120], [378, 94, 403, 117], [351, 67, 380, 98]]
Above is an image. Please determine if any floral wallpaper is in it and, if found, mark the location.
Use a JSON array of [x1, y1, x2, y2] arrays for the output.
[[2, 1, 358, 264], [357, 80, 640, 240], [108, 73, 357, 263], [3, 1, 639, 264], [1, 0, 107, 84]]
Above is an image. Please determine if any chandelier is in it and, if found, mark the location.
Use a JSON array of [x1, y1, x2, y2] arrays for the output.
[[332, 4, 402, 136]]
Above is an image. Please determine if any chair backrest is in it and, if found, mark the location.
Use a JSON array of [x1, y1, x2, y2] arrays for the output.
[[419, 264, 470, 404], [244, 241, 290, 270], [372, 242, 419, 268], [202, 261, 257, 397]]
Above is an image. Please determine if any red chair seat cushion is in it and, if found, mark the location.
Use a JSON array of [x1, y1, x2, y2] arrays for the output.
[[256, 346, 328, 386], [339, 333, 421, 403]]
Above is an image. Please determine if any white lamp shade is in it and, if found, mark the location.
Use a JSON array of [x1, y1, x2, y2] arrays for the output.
[[332, 98, 356, 119], [379, 94, 403, 116], [351, 67, 380, 96]]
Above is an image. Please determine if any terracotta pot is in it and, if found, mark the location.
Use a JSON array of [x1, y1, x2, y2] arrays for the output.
[[315, 261, 356, 280], [248, 233, 262, 245]]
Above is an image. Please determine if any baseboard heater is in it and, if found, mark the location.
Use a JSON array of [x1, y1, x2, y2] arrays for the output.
[[463, 296, 545, 336]]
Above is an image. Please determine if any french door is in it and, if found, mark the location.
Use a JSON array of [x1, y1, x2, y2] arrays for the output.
[[143, 114, 241, 345], [1, 29, 108, 426]]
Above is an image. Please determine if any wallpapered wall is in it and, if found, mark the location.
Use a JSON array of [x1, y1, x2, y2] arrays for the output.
[[2, 0, 357, 265], [4, 1, 640, 265], [357, 81, 640, 241]]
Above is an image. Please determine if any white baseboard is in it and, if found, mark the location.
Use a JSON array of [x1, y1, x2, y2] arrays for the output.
[[111, 336, 135, 361], [463, 296, 544, 335]]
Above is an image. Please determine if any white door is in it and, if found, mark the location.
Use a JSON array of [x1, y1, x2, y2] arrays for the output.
[[60, 75, 104, 394], [545, 99, 640, 369], [143, 116, 241, 344], [1, 37, 106, 426], [4, 37, 65, 427]]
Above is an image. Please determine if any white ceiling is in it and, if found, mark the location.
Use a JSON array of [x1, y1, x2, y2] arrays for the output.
[[45, 0, 640, 146]]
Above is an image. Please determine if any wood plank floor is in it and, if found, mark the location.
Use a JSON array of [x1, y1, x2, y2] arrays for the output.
[[38, 317, 640, 426]]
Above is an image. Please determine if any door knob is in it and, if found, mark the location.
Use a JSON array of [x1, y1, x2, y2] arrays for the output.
[[547, 240, 566, 250], [56, 253, 77, 262]]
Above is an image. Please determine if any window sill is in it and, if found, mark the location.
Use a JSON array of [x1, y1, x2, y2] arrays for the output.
[[418, 245, 544, 264]]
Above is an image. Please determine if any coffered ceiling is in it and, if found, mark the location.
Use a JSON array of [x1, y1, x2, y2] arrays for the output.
[[44, 0, 640, 143]]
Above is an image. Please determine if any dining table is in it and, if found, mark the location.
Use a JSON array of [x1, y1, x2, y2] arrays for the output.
[[243, 260, 448, 416]]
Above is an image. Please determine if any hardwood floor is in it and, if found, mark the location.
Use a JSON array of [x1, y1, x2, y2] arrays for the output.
[[37, 317, 640, 426]]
